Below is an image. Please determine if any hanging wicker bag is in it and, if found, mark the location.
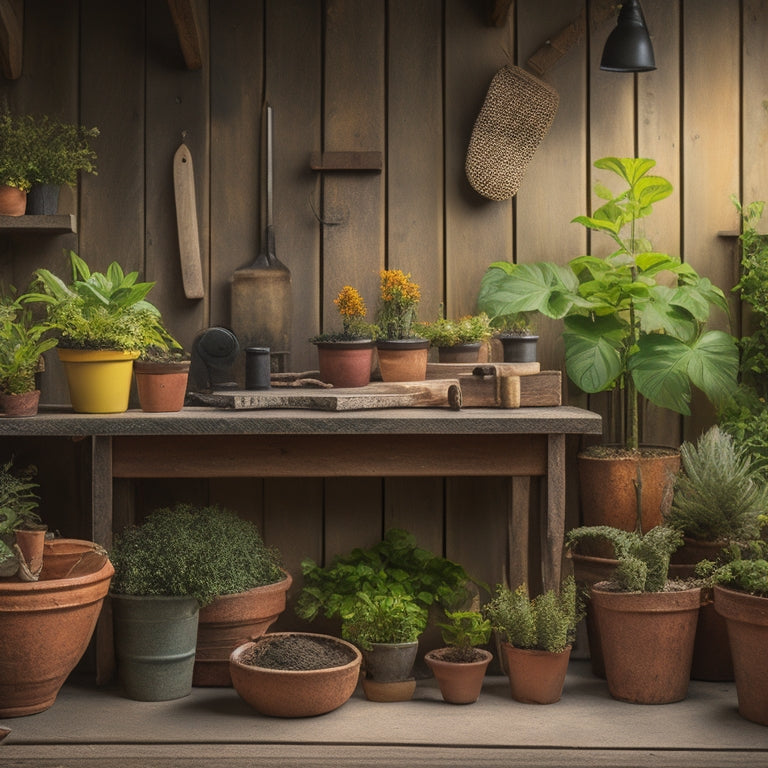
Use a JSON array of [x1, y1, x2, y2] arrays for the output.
[[465, 65, 559, 201]]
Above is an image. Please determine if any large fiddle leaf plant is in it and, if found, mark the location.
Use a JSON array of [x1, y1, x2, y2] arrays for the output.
[[477, 157, 739, 451]]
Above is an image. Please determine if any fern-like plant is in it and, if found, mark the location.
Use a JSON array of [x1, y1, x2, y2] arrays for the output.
[[566, 525, 683, 592], [666, 426, 767, 542]]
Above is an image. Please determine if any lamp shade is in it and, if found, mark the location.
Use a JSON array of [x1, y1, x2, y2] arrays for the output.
[[600, 0, 656, 72]]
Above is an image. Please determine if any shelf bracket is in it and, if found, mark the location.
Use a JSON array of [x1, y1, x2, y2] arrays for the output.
[[0, 0, 23, 80], [167, 0, 203, 70]]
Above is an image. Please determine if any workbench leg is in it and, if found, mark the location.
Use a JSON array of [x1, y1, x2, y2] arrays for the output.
[[542, 433, 565, 592], [91, 436, 115, 685], [508, 476, 530, 592]]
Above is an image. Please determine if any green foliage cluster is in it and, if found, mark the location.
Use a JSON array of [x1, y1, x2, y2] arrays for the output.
[[483, 576, 580, 653], [415, 313, 492, 347], [477, 157, 738, 451], [0, 289, 57, 394], [340, 591, 428, 650], [109, 504, 284, 607], [296, 528, 477, 623], [25, 250, 180, 352], [696, 540, 768, 597], [567, 525, 683, 592], [0, 107, 98, 191], [666, 425, 767, 542], [0, 459, 41, 565], [437, 610, 491, 661]]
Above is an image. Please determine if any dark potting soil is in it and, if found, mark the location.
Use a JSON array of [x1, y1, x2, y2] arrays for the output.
[[429, 647, 487, 663], [241, 634, 357, 671]]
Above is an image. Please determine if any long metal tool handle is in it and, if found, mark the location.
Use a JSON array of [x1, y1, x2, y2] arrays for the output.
[[265, 103, 277, 265]]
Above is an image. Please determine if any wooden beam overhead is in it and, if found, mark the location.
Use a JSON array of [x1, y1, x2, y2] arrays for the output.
[[167, 0, 203, 70], [0, 0, 23, 80]]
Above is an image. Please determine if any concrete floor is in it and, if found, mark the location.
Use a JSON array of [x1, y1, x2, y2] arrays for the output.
[[2, 661, 768, 768]]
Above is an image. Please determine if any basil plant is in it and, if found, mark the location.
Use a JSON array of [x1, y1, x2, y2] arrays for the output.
[[478, 157, 739, 451]]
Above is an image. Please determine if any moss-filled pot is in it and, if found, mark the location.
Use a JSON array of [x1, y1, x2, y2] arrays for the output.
[[230, 632, 362, 717]]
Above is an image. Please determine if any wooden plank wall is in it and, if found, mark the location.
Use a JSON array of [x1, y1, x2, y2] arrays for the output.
[[1, 0, 767, 624]]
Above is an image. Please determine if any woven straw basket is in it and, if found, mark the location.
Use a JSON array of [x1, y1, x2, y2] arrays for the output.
[[466, 65, 559, 201]]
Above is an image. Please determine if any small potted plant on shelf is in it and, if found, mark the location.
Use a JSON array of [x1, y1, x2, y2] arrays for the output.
[[0, 109, 33, 214], [566, 524, 699, 705], [109, 503, 290, 699], [341, 590, 427, 701], [375, 269, 429, 381], [25, 250, 177, 413], [133, 343, 190, 413], [483, 576, 581, 704], [0, 290, 58, 417], [310, 284, 379, 388], [416, 311, 492, 364], [478, 157, 739, 533], [424, 609, 493, 704]]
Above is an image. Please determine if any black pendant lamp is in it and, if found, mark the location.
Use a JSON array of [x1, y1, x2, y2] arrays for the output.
[[600, 0, 656, 72]]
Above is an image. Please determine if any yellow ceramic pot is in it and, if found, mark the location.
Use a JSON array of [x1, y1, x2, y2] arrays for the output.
[[57, 349, 140, 413]]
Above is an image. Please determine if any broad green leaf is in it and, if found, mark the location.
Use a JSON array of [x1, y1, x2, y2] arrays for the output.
[[563, 314, 626, 393], [685, 330, 739, 404]]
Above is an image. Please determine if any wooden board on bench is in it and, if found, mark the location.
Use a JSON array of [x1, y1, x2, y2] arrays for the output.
[[458, 368, 562, 408]]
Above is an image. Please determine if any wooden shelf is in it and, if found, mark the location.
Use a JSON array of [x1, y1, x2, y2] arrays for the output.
[[0, 214, 77, 233]]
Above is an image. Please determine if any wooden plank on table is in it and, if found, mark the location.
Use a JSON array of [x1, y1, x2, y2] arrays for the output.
[[458, 370, 562, 407]]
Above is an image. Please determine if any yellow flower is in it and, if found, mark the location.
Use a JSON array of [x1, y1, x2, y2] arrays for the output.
[[379, 269, 421, 305], [335, 285, 366, 319]]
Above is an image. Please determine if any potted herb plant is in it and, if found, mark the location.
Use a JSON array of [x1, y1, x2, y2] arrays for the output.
[[424, 609, 493, 704], [25, 250, 177, 413], [375, 269, 429, 381], [109, 504, 290, 699], [566, 525, 700, 704], [229, 631, 362, 717], [310, 284, 378, 387], [0, 109, 33, 214], [478, 157, 739, 533], [416, 311, 492, 363], [483, 576, 580, 704], [0, 290, 58, 417]]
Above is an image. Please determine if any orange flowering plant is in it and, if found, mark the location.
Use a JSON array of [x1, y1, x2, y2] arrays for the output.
[[309, 285, 378, 343], [376, 269, 422, 340]]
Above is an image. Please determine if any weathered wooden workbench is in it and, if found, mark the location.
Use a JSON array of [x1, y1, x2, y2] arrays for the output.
[[0, 404, 601, 592]]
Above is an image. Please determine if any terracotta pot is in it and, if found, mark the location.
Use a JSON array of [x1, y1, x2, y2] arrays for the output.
[[424, 647, 493, 704], [376, 339, 429, 382], [134, 360, 190, 413], [194, 571, 293, 686], [0, 390, 40, 418], [361, 677, 416, 702], [578, 447, 681, 533], [315, 340, 374, 388], [229, 632, 362, 717], [0, 541, 114, 717], [13, 528, 47, 580], [41, 538, 108, 581], [57, 348, 139, 414], [437, 343, 481, 364], [497, 334, 538, 363], [590, 583, 701, 704], [0, 184, 27, 216], [714, 585, 768, 726], [502, 643, 571, 704]]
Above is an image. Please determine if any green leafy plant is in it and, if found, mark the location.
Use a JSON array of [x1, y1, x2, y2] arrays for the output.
[[483, 576, 580, 653], [376, 269, 422, 340], [0, 289, 58, 394], [477, 157, 739, 451], [25, 250, 180, 352], [666, 425, 767, 542], [296, 528, 478, 624], [566, 525, 684, 592], [0, 459, 42, 567], [415, 312, 492, 348], [109, 504, 284, 607], [340, 591, 428, 650], [436, 610, 491, 662], [696, 539, 768, 597], [310, 284, 379, 343], [476, 276, 535, 336]]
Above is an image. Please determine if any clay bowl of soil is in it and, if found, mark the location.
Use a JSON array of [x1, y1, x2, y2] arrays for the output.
[[230, 632, 362, 717]]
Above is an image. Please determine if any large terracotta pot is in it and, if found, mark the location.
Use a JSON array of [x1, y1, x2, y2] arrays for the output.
[[57, 348, 139, 413], [0, 184, 27, 216], [315, 340, 374, 388], [714, 585, 768, 726], [134, 360, 190, 413], [424, 647, 493, 704], [193, 571, 293, 686], [0, 540, 114, 717], [502, 642, 571, 704], [376, 339, 429, 382], [591, 583, 701, 704], [578, 446, 681, 533], [230, 632, 362, 717]]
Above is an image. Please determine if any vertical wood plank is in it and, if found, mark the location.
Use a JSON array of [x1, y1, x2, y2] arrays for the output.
[[742, 0, 768, 209], [385, 477, 444, 556]]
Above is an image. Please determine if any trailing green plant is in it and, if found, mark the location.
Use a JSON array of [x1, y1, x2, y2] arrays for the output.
[[477, 157, 739, 452], [415, 312, 492, 347], [666, 425, 767, 542], [0, 289, 58, 394], [696, 539, 768, 597], [436, 610, 491, 662], [109, 504, 284, 607], [340, 590, 428, 650], [566, 525, 684, 592], [483, 576, 580, 653], [296, 528, 478, 624], [25, 250, 180, 352], [0, 458, 42, 567]]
